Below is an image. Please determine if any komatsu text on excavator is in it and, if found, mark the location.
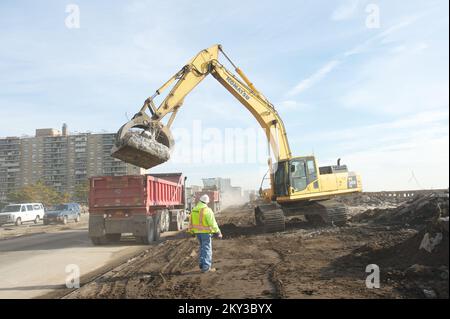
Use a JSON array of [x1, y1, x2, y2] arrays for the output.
[[111, 44, 362, 232]]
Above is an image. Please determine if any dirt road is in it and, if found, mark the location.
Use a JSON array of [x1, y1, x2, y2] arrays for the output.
[[67, 197, 448, 299]]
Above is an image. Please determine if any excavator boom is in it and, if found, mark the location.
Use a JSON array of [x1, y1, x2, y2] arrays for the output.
[[111, 44, 291, 168]]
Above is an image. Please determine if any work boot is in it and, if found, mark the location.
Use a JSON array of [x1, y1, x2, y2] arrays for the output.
[[201, 267, 216, 273]]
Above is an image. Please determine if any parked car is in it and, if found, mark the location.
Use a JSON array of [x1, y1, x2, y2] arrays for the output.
[[43, 203, 81, 225], [0, 203, 45, 226]]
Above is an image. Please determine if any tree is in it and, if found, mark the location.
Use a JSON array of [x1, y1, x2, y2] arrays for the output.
[[7, 181, 67, 207], [73, 181, 89, 204]]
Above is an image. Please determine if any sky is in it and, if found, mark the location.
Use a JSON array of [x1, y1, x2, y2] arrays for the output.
[[0, 0, 448, 191]]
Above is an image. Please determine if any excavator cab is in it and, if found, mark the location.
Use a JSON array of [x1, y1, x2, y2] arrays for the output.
[[110, 112, 174, 169], [272, 157, 318, 197]]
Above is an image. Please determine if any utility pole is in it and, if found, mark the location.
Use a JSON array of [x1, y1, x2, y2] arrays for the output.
[[408, 170, 422, 189]]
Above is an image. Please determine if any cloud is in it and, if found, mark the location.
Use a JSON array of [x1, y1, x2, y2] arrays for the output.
[[331, 0, 360, 21], [287, 15, 426, 101], [340, 47, 449, 115], [343, 136, 448, 191], [309, 110, 449, 191], [377, 16, 420, 42], [287, 60, 340, 96], [344, 16, 420, 56]]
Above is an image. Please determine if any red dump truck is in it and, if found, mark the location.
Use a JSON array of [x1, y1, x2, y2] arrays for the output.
[[194, 190, 220, 214], [88, 173, 186, 245]]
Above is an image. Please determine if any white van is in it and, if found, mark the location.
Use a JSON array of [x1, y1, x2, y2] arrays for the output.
[[0, 203, 45, 226]]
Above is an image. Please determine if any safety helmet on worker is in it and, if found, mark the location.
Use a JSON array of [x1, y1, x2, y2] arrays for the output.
[[199, 194, 210, 204]]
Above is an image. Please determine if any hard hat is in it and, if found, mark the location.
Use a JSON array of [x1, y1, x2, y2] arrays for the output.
[[199, 194, 210, 204]]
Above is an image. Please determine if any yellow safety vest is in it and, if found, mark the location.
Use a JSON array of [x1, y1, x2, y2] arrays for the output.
[[188, 205, 213, 234]]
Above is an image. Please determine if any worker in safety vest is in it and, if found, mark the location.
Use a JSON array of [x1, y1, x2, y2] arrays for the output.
[[188, 194, 222, 273]]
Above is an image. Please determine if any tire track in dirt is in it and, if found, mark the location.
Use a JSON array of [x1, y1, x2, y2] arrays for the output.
[[262, 239, 289, 299], [67, 238, 193, 298], [118, 240, 192, 298]]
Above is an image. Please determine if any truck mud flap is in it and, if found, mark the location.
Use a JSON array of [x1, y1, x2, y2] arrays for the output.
[[88, 215, 105, 237], [133, 214, 149, 237]]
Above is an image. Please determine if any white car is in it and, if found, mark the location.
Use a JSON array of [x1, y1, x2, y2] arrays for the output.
[[0, 203, 45, 226]]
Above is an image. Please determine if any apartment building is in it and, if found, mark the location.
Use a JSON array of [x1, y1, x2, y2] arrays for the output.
[[0, 124, 144, 201], [0, 137, 21, 202]]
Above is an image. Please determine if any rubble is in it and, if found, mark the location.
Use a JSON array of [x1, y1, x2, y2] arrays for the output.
[[352, 191, 449, 226], [111, 131, 170, 169], [335, 191, 420, 206], [348, 191, 449, 298]]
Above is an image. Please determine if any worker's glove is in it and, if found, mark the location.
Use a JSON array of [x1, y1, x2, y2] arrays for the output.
[[216, 232, 223, 239]]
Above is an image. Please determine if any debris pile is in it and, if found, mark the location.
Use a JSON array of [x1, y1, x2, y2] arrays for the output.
[[350, 191, 449, 298], [352, 192, 449, 227], [336, 192, 410, 206]]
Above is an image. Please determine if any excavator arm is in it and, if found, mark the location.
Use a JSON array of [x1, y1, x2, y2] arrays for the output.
[[112, 44, 292, 168], [112, 44, 363, 233]]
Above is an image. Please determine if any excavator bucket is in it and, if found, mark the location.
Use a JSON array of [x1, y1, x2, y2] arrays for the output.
[[111, 113, 174, 169]]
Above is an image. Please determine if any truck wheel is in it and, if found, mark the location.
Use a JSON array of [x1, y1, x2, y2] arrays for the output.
[[75, 214, 81, 223], [154, 214, 162, 241], [159, 210, 168, 233], [177, 213, 184, 230], [34, 216, 40, 224], [105, 233, 121, 243], [62, 216, 68, 225], [163, 210, 170, 232], [169, 211, 181, 231], [137, 217, 155, 244], [15, 217, 22, 226], [43, 220, 49, 225]]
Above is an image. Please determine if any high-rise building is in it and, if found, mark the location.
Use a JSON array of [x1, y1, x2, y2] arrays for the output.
[[0, 125, 144, 202], [0, 137, 21, 202]]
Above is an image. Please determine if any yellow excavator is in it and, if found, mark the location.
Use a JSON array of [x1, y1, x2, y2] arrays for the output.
[[111, 44, 362, 232]]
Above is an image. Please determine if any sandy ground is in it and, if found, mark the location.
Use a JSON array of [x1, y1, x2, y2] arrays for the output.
[[66, 201, 448, 299]]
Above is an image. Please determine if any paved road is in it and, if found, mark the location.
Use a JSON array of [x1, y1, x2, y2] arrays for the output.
[[0, 228, 148, 299]]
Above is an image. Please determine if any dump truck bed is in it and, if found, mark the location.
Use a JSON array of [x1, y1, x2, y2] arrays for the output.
[[89, 174, 184, 212], [88, 173, 186, 245]]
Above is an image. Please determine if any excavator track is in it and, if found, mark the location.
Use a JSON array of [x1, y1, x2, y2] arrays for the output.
[[303, 200, 348, 227], [255, 204, 286, 233], [281, 199, 348, 227]]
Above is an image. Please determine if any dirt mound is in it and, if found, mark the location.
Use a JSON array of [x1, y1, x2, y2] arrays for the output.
[[352, 192, 449, 227], [346, 193, 449, 298], [360, 220, 449, 268], [355, 218, 449, 298]]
